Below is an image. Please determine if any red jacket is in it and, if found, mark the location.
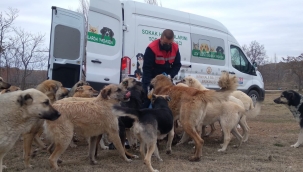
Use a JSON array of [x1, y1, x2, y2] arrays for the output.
[[148, 39, 178, 65]]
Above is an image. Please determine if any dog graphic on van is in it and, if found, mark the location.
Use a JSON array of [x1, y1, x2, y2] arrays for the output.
[[100, 27, 114, 41], [200, 43, 210, 53], [216, 46, 224, 55], [89, 24, 99, 34], [193, 42, 199, 50], [135, 53, 144, 81]]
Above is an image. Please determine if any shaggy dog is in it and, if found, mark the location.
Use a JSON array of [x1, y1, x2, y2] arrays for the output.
[[113, 94, 173, 172], [0, 89, 60, 172], [274, 90, 303, 148], [180, 76, 261, 142], [175, 82, 245, 152], [150, 71, 237, 161], [44, 84, 134, 169]]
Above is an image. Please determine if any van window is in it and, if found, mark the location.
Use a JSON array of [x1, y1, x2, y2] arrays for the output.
[[190, 34, 225, 66], [230, 45, 250, 74], [53, 25, 81, 60]]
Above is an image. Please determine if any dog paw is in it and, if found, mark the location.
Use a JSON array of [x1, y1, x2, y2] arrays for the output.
[[187, 140, 195, 145], [2, 165, 7, 169], [166, 150, 172, 154], [158, 158, 163, 162], [152, 170, 159, 172], [57, 159, 63, 164], [291, 144, 299, 148], [132, 155, 139, 159], [188, 156, 200, 162], [101, 146, 109, 150], [90, 160, 97, 165], [218, 148, 226, 152], [69, 142, 77, 148], [125, 158, 132, 163]]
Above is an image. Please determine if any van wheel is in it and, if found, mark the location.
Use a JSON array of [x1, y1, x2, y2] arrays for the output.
[[248, 90, 259, 105]]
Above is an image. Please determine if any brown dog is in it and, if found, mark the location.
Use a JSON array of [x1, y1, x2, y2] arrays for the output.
[[150, 71, 237, 161], [22, 80, 69, 168], [44, 84, 133, 169], [73, 85, 99, 98], [68, 80, 90, 97]]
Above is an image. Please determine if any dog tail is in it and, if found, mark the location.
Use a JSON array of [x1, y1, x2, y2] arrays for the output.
[[246, 102, 261, 118], [199, 71, 238, 103], [112, 105, 140, 120]]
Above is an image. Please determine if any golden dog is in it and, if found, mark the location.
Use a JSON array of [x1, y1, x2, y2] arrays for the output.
[[150, 71, 237, 161]]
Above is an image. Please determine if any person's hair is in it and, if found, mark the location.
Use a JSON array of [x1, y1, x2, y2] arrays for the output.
[[161, 29, 174, 40]]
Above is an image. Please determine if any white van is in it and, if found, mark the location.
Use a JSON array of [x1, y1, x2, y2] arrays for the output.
[[47, 0, 265, 101]]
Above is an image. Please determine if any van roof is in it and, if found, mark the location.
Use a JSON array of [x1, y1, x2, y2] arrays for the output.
[[122, 0, 232, 35]]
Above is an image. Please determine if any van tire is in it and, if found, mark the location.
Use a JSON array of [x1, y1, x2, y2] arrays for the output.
[[248, 90, 259, 105]]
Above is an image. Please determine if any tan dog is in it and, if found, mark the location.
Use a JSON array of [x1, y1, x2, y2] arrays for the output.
[[180, 76, 261, 142], [44, 84, 133, 169], [69, 85, 100, 148], [68, 80, 90, 97], [200, 43, 209, 53], [73, 85, 99, 98], [150, 71, 237, 161], [22, 80, 69, 168], [176, 81, 246, 151], [0, 89, 60, 172], [36, 80, 69, 103], [0, 77, 11, 91], [0, 85, 21, 94]]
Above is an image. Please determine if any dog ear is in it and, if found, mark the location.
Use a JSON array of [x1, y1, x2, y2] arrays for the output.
[[165, 95, 171, 102], [101, 87, 111, 99], [189, 78, 193, 84], [17, 93, 33, 106], [75, 86, 84, 92]]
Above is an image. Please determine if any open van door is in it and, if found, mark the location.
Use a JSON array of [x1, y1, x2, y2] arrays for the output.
[[47, 6, 85, 89], [86, 0, 123, 90]]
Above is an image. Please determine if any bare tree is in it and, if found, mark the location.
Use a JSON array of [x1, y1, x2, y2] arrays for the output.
[[242, 40, 268, 65], [76, 0, 89, 33], [10, 28, 48, 89], [282, 53, 303, 91], [0, 7, 19, 75], [145, 0, 162, 6]]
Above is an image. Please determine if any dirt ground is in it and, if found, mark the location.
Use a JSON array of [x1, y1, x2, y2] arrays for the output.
[[3, 91, 303, 172]]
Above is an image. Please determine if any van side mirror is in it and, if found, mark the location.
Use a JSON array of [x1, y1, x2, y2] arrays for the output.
[[252, 61, 258, 68]]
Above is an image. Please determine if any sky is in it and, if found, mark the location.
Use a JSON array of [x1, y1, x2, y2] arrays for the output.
[[1, 0, 302, 63]]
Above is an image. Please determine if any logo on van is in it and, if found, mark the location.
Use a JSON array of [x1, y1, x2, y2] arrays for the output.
[[192, 42, 225, 60], [88, 25, 116, 46]]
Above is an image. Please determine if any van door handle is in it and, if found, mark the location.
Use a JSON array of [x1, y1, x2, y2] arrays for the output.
[[181, 65, 191, 68], [91, 59, 102, 64], [229, 71, 235, 74]]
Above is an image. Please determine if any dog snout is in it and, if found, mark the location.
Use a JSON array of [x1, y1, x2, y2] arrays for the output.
[[273, 98, 280, 104]]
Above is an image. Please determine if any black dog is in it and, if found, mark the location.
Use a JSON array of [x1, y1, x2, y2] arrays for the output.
[[216, 46, 224, 55], [113, 94, 174, 172], [274, 90, 303, 148], [100, 27, 114, 41]]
